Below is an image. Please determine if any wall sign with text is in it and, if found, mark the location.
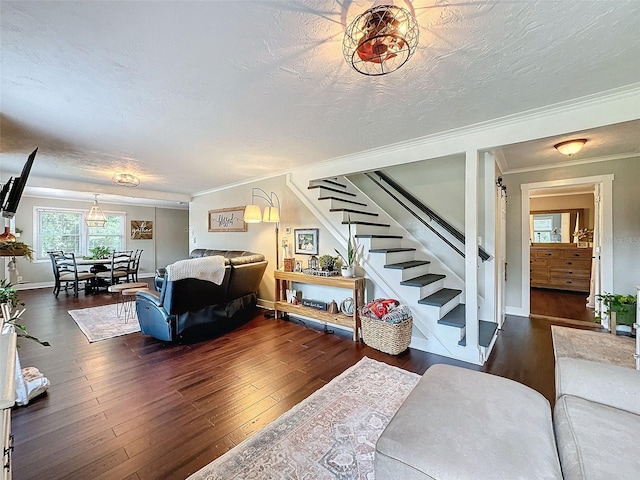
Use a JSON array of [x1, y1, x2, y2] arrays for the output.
[[208, 207, 247, 232], [131, 220, 153, 239]]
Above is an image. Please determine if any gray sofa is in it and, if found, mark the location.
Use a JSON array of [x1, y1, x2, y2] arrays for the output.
[[376, 359, 640, 479]]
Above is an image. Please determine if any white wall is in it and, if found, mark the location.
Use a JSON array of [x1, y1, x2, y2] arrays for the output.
[[503, 156, 640, 309], [190, 175, 345, 306], [3, 195, 188, 286]]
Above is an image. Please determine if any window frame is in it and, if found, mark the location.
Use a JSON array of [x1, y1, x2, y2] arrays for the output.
[[33, 206, 127, 262]]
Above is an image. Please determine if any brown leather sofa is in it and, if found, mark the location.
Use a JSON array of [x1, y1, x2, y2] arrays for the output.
[[136, 249, 268, 341]]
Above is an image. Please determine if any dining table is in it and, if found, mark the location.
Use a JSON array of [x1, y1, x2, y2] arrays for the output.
[[75, 257, 112, 292]]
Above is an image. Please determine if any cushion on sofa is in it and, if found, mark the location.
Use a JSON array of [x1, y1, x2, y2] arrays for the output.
[[555, 357, 640, 416], [554, 394, 640, 480], [375, 364, 563, 480]]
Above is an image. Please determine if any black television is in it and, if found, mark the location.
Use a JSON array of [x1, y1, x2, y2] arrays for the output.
[[1, 147, 38, 219]]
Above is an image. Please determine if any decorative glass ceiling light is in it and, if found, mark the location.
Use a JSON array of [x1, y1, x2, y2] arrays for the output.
[[86, 194, 107, 227], [112, 173, 140, 187], [554, 139, 587, 156], [343, 4, 419, 76]]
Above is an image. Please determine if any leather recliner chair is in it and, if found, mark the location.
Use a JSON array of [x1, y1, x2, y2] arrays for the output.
[[136, 250, 268, 341]]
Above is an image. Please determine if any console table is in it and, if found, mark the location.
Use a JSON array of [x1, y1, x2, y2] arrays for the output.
[[274, 270, 365, 341], [1, 329, 17, 480]]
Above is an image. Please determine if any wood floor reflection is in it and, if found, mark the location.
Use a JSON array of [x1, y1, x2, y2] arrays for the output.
[[530, 287, 598, 323], [11, 283, 585, 480]]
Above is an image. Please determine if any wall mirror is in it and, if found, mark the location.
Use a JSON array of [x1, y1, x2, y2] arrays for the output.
[[529, 208, 585, 244]]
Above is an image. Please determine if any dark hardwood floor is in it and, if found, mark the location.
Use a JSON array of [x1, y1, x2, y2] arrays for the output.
[[530, 287, 598, 323], [10, 284, 594, 480]]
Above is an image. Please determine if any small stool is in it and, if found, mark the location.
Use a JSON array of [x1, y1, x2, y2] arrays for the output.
[[107, 282, 147, 319], [121, 287, 150, 323]]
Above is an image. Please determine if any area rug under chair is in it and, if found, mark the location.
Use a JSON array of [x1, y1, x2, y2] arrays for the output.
[[68, 303, 140, 343], [188, 357, 420, 480]]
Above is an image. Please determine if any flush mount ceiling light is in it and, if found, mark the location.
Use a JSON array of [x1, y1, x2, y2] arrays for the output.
[[554, 139, 587, 156], [343, 4, 419, 76], [112, 173, 140, 187]]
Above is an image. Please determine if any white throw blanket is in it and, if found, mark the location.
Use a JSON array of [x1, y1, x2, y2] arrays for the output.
[[166, 255, 226, 285]]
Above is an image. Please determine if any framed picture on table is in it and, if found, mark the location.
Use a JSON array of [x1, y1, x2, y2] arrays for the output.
[[294, 228, 319, 255]]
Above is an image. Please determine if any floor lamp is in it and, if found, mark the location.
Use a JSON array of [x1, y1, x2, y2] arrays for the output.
[[243, 188, 281, 270]]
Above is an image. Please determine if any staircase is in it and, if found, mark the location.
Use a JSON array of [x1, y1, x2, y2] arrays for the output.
[[297, 175, 498, 365]]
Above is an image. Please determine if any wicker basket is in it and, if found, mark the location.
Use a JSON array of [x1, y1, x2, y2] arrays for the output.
[[361, 315, 412, 355]]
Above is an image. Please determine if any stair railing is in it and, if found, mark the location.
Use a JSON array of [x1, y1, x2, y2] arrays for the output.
[[365, 171, 491, 262]]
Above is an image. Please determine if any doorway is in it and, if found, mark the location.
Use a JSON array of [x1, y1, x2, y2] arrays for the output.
[[520, 175, 614, 324]]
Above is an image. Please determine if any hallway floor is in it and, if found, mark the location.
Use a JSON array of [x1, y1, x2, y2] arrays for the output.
[[530, 288, 598, 323]]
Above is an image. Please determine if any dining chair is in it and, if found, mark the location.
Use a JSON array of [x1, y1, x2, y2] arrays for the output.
[[127, 249, 143, 282], [48, 252, 96, 298], [96, 250, 132, 287]]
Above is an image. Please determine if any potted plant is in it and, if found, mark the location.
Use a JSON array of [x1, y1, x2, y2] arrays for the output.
[[335, 216, 361, 277], [0, 240, 34, 260], [88, 246, 111, 259], [0, 279, 24, 310], [0, 281, 50, 346], [318, 254, 337, 272], [596, 292, 637, 335]]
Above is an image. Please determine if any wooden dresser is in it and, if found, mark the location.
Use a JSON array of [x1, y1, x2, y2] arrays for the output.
[[530, 245, 592, 292]]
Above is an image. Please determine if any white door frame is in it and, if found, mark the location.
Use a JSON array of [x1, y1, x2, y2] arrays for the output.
[[495, 179, 507, 328], [520, 174, 614, 316]]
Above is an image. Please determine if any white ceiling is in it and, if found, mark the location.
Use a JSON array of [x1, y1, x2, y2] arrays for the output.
[[1, 0, 640, 206]]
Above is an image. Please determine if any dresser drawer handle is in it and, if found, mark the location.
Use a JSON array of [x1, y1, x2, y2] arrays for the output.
[[566, 261, 573, 265]]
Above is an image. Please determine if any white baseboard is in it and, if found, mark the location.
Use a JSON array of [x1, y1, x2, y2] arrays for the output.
[[408, 336, 431, 352], [506, 306, 528, 317]]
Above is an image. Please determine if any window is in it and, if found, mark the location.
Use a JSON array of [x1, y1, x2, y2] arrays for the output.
[[34, 207, 125, 260]]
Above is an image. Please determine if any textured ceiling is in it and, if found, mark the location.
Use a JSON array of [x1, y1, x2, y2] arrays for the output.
[[1, 0, 640, 203]]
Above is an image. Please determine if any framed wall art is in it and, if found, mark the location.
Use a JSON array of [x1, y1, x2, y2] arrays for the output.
[[131, 220, 153, 239], [208, 207, 247, 232], [294, 228, 319, 255]]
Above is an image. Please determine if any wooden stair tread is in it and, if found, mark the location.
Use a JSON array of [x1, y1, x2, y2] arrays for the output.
[[370, 247, 416, 253], [320, 179, 347, 189], [418, 288, 462, 306], [343, 220, 390, 227], [318, 196, 368, 207], [437, 304, 465, 328], [384, 260, 431, 270], [401, 274, 446, 287], [329, 208, 378, 217], [355, 234, 403, 239], [308, 185, 357, 197], [458, 320, 498, 347]]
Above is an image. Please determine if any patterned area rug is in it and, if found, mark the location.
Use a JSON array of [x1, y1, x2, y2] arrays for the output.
[[68, 303, 140, 342], [552, 325, 636, 369], [188, 357, 420, 480]]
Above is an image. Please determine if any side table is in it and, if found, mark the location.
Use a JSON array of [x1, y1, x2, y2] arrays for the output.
[[274, 270, 365, 341]]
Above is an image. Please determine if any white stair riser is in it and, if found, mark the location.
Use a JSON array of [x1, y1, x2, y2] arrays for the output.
[[365, 237, 404, 250], [438, 324, 466, 344], [313, 187, 355, 200], [398, 263, 431, 281], [382, 250, 416, 265], [417, 278, 446, 298], [353, 224, 396, 236], [329, 198, 369, 210], [339, 212, 381, 224]]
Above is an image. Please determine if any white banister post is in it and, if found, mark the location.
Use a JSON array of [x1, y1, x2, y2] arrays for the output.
[[465, 150, 480, 358]]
